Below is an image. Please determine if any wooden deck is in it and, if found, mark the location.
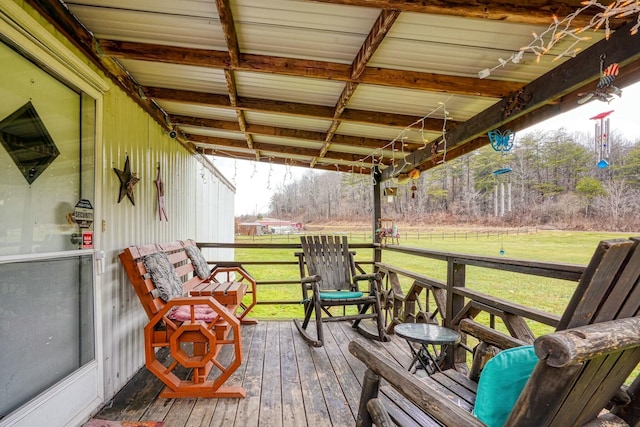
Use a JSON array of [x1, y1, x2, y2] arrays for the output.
[[92, 320, 430, 427]]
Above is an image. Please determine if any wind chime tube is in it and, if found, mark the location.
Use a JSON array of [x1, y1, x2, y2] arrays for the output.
[[508, 182, 512, 213], [595, 121, 602, 162], [494, 185, 498, 217], [500, 182, 505, 217], [605, 117, 611, 158]]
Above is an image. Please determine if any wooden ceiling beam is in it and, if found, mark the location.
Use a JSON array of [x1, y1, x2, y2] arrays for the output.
[[148, 86, 453, 130], [351, 9, 400, 80], [197, 147, 372, 174], [214, 0, 241, 67], [189, 134, 390, 165], [98, 39, 514, 98], [314, 9, 401, 166], [308, 0, 604, 27], [170, 114, 408, 149], [382, 19, 640, 180]]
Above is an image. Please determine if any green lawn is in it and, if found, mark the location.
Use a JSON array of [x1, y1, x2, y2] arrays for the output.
[[236, 229, 633, 329]]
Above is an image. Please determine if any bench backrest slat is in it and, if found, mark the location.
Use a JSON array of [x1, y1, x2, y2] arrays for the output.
[[119, 240, 207, 320]]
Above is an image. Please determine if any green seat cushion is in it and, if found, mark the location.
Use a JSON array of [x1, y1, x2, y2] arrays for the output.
[[473, 345, 538, 427], [319, 291, 363, 300]]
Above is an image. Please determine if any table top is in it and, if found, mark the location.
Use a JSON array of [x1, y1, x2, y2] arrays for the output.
[[394, 323, 461, 345]]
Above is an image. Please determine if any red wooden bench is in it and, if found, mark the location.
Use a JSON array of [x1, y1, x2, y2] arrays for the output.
[[119, 239, 251, 398]]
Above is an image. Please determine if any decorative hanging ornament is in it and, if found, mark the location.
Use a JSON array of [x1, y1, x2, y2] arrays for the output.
[[155, 163, 168, 221], [590, 110, 614, 168], [578, 57, 622, 104], [411, 184, 418, 199], [408, 168, 420, 180], [113, 154, 140, 205], [488, 129, 516, 154]]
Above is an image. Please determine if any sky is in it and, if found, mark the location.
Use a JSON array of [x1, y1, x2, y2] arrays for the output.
[[213, 81, 640, 216]]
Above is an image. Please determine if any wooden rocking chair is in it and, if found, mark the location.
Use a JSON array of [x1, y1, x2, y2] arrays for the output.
[[294, 235, 388, 347]]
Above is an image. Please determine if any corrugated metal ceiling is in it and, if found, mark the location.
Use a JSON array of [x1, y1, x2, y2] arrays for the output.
[[52, 0, 639, 177]]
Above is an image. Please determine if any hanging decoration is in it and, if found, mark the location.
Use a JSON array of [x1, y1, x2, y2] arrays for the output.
[[113, 154, 140, 206], [478, 0, 640, 78], [590, 109, 614, 168], [411, 184, 418, 199], [383, 187, 397, 203], [502, 89, 532, 120], [155, 163, 168, 221], [578, 58, 622, 104], [488, 129, 516, 154], [357, 95, 454, 179]]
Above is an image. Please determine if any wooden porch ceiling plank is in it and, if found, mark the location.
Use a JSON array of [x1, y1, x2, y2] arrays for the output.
[[97, 39, 515, 98], [149, 86, 453, 131], [308, 0, 606, 27], [382, 19, 640, 181], [170, 114, 409, 149]]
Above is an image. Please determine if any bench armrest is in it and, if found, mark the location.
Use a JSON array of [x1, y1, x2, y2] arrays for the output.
[[301, 274, 321, 284], [349, 339, 486, 426], [353, 273, 381, 283]]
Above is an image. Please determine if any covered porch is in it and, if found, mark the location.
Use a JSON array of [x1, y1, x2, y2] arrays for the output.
[[3, 1, 640, 425]]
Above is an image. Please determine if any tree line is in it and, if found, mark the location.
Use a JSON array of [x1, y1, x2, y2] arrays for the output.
[[261, 129, 640, 231]]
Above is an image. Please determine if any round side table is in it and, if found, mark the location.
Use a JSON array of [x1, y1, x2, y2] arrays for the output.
[[394, 323, 461, 374]]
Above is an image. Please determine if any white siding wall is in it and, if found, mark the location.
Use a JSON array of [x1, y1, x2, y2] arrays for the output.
[[98, 88, 235, 399]]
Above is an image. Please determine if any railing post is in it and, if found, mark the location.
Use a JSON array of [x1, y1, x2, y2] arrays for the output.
[[446, 257, 467, 370]]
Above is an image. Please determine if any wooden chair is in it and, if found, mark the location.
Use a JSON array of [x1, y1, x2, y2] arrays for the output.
[[351, 236, 640, 426], [294, 235, 388, 347]]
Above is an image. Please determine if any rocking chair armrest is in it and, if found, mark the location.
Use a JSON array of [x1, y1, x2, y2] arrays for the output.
[[301, 274, 322, 284], [353, 273, 381, 283]]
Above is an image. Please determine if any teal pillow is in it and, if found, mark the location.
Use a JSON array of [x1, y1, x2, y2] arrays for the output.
[[473, 345, 538, 427]]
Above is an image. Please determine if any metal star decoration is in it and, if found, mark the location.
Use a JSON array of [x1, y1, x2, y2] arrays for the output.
[[114, 154, 140, 205]]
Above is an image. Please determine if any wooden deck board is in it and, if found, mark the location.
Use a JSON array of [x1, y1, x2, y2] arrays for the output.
[[279, 322, 307, 426], [92, 320, 428, 427]]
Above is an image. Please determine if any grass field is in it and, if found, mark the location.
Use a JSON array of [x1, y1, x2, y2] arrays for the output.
[[236, 229, 634, 333]]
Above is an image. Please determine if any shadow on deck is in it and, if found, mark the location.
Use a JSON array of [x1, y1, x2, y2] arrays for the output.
[[91, 321, 422, 427]]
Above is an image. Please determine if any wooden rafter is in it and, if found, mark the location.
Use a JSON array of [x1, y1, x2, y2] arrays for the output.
[[308, 0, 611, 27], [170, 115, 416, 150], [313, 9, 399, 167], [196, 147, 373, 174], [98, 39, 517, 99], [351, 9, 400, 80], [382, 19, 640, 180], [189, 135, 398, 164], [214, 0, 241, 67], [146, 86, 455, 131], [215, 0, 257, 158]]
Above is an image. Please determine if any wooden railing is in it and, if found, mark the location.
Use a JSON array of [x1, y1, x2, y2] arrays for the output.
[[198, 241, 587, 369]]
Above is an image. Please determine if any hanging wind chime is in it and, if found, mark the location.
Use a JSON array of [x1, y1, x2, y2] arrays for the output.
[[590, 110, 614, 169], [488, 129, 516, 255]]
